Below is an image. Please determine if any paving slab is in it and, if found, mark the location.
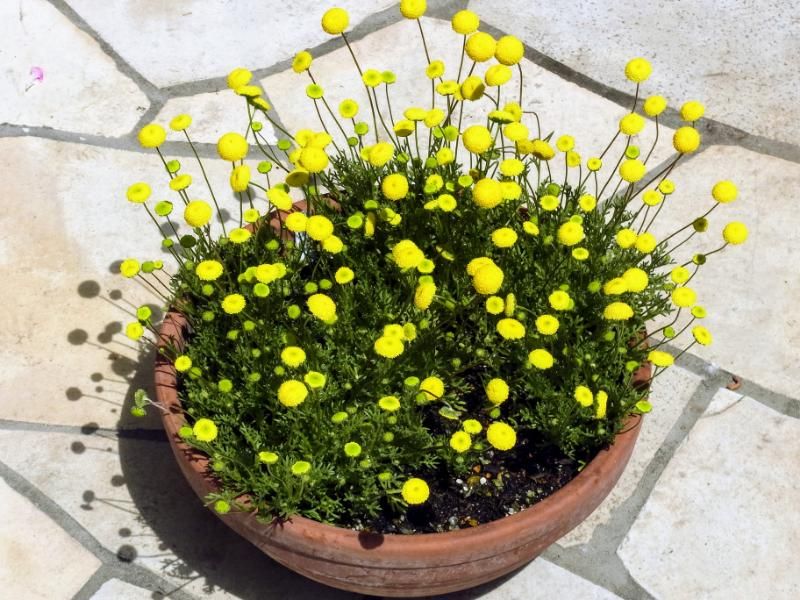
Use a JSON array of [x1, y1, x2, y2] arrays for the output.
[[260, 16, 674, 188], [90, 578, 154, 600], [645, 145, 800, 400], [0, 0, 148, 136], [0, 478, 102, 600], [0, 429, 358, 599], [157, 90, 277, 145], [0, 137, 240, 429], [65, 0, 397, 87], [618, 391, 800, 599], [435, 558, 621, 600], [558, 366, 702, 547], [470, 0, 800, 145]]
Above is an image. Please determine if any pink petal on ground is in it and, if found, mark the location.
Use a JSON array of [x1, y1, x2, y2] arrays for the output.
[[30, 66, 44, 82]]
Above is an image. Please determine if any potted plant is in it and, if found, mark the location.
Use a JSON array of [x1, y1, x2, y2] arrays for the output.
[[119, 2, 747, 596]]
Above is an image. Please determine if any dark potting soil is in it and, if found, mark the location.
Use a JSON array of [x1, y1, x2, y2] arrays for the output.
[[350, 430, 587, 534]]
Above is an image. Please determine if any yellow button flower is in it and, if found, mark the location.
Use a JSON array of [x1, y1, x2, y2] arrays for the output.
[[692, 325, 713, 346], [625, 57, 652, 83], [643, 95, 667, 117], [549, 290, 571, 311], [503, 122, 528, 142], [227, 67, 252, 90], [497, 318, 526, 340], [335, 267, 354, 284], [622, 268, 649, 292], [374, 335, 404, 358], [368, 142, 394, 167], [402, 478, 430, 504], [485, 378, 509, 405], [217, 132, 248, 161], [528, 348, 554, 369], [321, 7, 349, 34], [648, 350, 674, 368], [299, 147, 329, 173], [284, 211, 308, 232], [460, 75, 485, 101], [221, 293, 246, 315], [280, 346, 306, 368], [491, 227, 518, 248], [451, 9, 479, 34], [462, 125, 492, 154], [420, 376, 445, 401], [574, 385, 594, 407], [485, 64, 512, 86], [278, 380, 308, 407], [378, 395, 401, 411], [557, 222, 585, 246], [414, 281, 436, 310], [495, 35, 524, 65], [472, 178, 503, 209], [382, 173, 409, 200], [339, 98, 358, 118], [196, 260, 223, 281], [673, 126, 701, 154], [603, 302, 634, 320], [193, 418, 218, 442], [449, 431, 472, 453], [466, 31, 496, 62], [184, 200, 212, 228], [619, 113, 645, 136], [229, 165, 250, 192], [680, 100, 705, 122], [486, 422, 516, 451], [635, 232, 657, 254], [126, 182, 151, 204], [306, 215, 334, 241], [616, 228, 638, 249], [392, 239, 425, 269], [169, 114, 192, 131], [712, 181, 738, 204], [472, 263, 504, 294], [722, 221, 748, 245], [535, 315, 560, 335], [399, 0, 426, 19], [137, 123, 166, 148], [292, 51, 312, 73], [307, 293, 337, 323], [619, 159, 646, 183]]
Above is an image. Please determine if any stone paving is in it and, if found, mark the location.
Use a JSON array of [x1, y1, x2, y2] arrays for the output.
[[1, 1, 798, 599]]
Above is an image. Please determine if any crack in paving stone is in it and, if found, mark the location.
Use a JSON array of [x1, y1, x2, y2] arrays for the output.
[[0, 458, 193, 600], [662, 342, 800, 418]]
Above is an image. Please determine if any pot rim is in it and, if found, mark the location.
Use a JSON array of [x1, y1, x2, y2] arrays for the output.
[[154, 308, 648, 561]]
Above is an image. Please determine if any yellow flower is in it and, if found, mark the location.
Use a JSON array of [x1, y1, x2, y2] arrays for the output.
[[528, 348, 554, 369], [400, 0, 426, 19], [467, 256, 495, 276], [692, 325, 713, 346], [227, 67, 252, 90], [643, 95, 667, 117], [235, 85, 262, 98], [291, 460, 311, 475], [572, 247, 589, 261], [603, 302, 634, 320], [292, 50, 313, 73], [603, 278, 628, 295], [567, 150, 582, 167], [394, 119, 416, 136], [174, 355, 192, 372], [499, 158, 524, 177], [501, 181, 522, 201], [670, 266, 691, 284], [504, 293, 516, 316], [258, 451, 279, 464], [169, 114, 192, 131], [532, 139, 556, 160], [486, 296, 505, 315], [635, 232, 657, 253], [281, 346, 306, 368], [574, 385, 593, 407], [642, 190, 662, 206], [285, 168, 310, 187], [535, 314, 559, 335], [619, 113, 645, 136], [126, 182, 151, 204], [462, 125, 492, 154], [451, 9, 479, 34], [392, 240, 425, 270], [374, 336, 404, 358], [125, 322, 144, 341], [401, 478, 430, 504], [414, 282, 436, 310], [321, 234, 343, 253], [625, 57, 652, 83], [367, 142, 394, 167], [137, 123, 166, 148], [587, 157, 603, 171], [578, 194, 597, 212], [556, 135, 575, 152], [299, 147, 329, 173], [306, 215, 334, 241], [384, 324, 405, 339], [472, 178, 503, 208], [648, 350, 674, 367], [503, 122, 528, 142], [673, 127, 701, 154], [463, 419, 483, 435], [485, 64, 512, 86], [193, 418, 218, 442], [465, 31, 496, 62], [595, 390, 608, 419], [659, 179, 676, 195], [335, 267, 354, 284], [486, 422, 516, 451], [221, 293, 246, 314], [184, 200, 212, 228], [404, 107, 427, 122], [622, 268, 649, 292], [449, 431, 472, 453], [217, 132, 248, 161], [485, 378, 509, 405], [420, 376, 445, 401], [307, 293, 337, 323], [196, 260, 223, 281], [495, 34, 524, 65], [523, 221, 540, 236], [229, 227, 251, 244], [723, 221, 748, 245], [339, 98, 358, 119], [491, 227, 518, 248], [343, 442, 362, 458], [382, 173, 409, 200], [619, 159, 646, 183], [266, 186, 293, 211], [616, 228, 638, 249], [169, 174, 192, 192], [278, 380, 308, 407], [243, 208, 260, 223], [284, 212, 308, 232], [472, 263, 504, 295], [361, 68, 382, 87], [378, 395, 401, 411], [680, 101, 705, 122], [437, 193, 457, 212], [403, 323, 417, 341], [548, 290, 571, 311], [671, 287, 697, 307], [304, 371, 326, 389], [712, 180, 737, 204], [423, 60, 445, 81], [496, 318, 526, 340], [539, 194, 559, 211], [321, 7, 349, 34], [557, 222, 585, 246]]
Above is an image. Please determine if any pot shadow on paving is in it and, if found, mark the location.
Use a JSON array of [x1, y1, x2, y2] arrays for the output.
[[66, 275, 520, 600]]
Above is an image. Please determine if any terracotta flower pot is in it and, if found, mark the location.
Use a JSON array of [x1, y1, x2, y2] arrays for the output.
[[155, 310, 649, 597]]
